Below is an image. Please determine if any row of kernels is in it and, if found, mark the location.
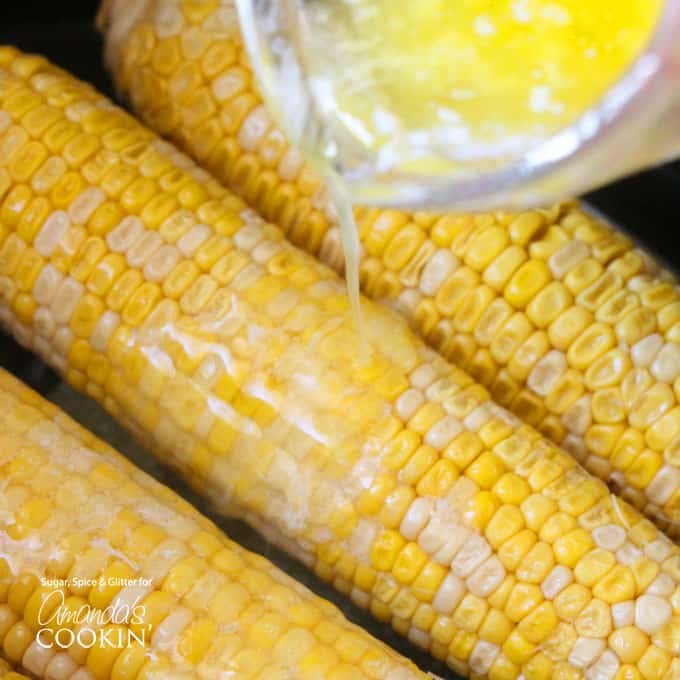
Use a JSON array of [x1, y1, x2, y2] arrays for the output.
[[117, 14, 339, 258], [363, 398, 676, 675], [0, 372, 426, 679], [5, 199, 328, 502]]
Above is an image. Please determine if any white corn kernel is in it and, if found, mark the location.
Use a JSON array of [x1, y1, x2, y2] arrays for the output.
[[400, 498, 433, 541], [646, 573, 675, 597], [616, 542, 643, 566], [528, 350, 567, 397], [420, 249, 459, 296], [635, 594, 672, 634], [561, 394, 592, 436], [152, 606, 195, 651], [51, 277, 84, 325], [432, 573, 465, 615], [647, 465, 680, 507], [611, 601, 634, 628], [237, 105, 273, 152], [127, 230, 163, 268], [67, 187, 105, 225], [424, 415, 462, 450], [585, 649, 619, 680], [410, 364, 439, 390], [107, 215, 145, 252], [407, 627, 431, 650], [463, 403, 492, 432], [651, 343, 680, 383], [396, 389, 425, 421], [592, 524, 626, 552], [21, 640, 53, 676], [35, 210, 70, 257], [144, 244, 181, 282], [451, 534, 492, 578], [466, 556, 505, 598], [568, 637, 606, 668], [44, 653, 79, 680], [542, 565, 573, 599], [469, 640, 499, 675], [178, 224, 211, 256], [90, 310, 120, 353], [33, 264, 64, 306], [549, 240, 589, 279], [154, 3, 184, 38], [631, 334, 664, 368]]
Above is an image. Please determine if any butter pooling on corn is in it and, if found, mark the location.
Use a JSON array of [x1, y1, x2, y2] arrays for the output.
[[2, 47, 680, 680], [102, 0, 680, 536], [0, 368, 427, 680]]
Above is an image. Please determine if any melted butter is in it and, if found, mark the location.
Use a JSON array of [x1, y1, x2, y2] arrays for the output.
[[304, 0, 664, 166], [326, 173, 363, 334], [306, 153, 364, 337]]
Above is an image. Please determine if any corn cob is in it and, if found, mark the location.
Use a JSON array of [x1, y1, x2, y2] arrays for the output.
[[100, 0, 680, 534], [3, 47, 680, 680], [0, 367, 428, 680]]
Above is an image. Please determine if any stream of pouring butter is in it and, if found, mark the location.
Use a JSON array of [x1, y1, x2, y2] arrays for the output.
[[306, 155, 364, 338], [326, 173, 363, 334]]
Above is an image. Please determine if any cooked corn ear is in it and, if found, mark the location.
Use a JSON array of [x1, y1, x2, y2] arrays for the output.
[[0, 367, 427, 680], [2, 47, 680, 679], [102, 0, 680, 534]]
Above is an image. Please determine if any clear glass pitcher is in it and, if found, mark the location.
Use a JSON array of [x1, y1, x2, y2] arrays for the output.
[[236, 0, 680, 211]]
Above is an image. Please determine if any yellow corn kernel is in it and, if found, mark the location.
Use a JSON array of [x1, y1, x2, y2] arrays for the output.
[[609, 627, 650, 664], [574, 598, 611, 638], [502, 630, 536, 665], [516, 542, 554, 584], [400, 445, 438, 486], [485, 505, 525, 550], [483, 246, 528, 292], [466, 490, 502, 531], [518, 602, 558, 644], [506, 582, 544, 623], [553, 528, 594, 567], [520, 494, 557, 532], [492, 473, 531, 505], [357, 475, 397, 516], [444, 431, 483, 470], [392, 543, 428, 585], [497, 529, 536, 572], [593, 565, 636, 604], [371, 531, 407, 572], [554, 583, 591, 623], [615, 666, 644, 680], [466, 452, 505, 490], [625, 450, 663, 490], [522, 652, 553, 680], [416, 459, 458, 497], [452, 593, 488, 633], [504, 260, 552, 309]]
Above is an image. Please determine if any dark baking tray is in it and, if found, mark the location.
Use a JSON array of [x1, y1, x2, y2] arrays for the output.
[[1, 4, 679, 679]]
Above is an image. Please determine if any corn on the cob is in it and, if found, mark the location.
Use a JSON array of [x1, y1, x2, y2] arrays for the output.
[[100, 0, 680, 534], [3, 47, 680, 680], [0, 367, 427, 680]]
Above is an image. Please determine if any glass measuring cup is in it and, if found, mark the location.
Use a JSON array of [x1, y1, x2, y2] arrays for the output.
[[236, 0, 680, 211]]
